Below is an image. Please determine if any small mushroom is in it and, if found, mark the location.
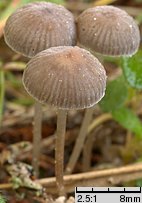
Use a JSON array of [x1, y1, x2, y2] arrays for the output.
[[22, 46, 106, 195], [67, 5, 140, 174], [77, 5, 140, 56], [4, 2, 76, 176], [4, 2, 76, 57]]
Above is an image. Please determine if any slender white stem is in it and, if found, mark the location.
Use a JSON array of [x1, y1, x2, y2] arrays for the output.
[[55, 109, 67, 196], [83, 113, 112, 171], [83, 132, 94, 172], [65, 107, 94, 174], [32, 101, 42, 177], [0, 68, 5, 127]]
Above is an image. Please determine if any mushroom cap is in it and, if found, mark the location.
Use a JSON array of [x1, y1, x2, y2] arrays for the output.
[[4, 2, 76, 57], [77, 6, 140, 56], [23, 46, 106, 110]]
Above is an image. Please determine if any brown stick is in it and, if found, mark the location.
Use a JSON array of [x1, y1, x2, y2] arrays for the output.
[[1, 163, 142, 193]]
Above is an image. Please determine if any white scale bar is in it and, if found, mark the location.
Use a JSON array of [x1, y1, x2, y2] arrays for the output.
[[75, 187, 142, 203]]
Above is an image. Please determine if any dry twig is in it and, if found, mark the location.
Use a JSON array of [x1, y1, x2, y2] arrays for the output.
[[1, 163, 142, 194]]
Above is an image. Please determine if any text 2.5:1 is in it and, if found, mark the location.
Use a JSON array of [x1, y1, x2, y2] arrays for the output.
[[77, 194, 97, 203]]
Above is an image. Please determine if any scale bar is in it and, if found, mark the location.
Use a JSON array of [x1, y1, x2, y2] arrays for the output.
[[76, 187, 141, 194]]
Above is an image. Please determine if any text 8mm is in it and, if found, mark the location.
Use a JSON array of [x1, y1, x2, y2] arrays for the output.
[[120, 195, 141, 203]]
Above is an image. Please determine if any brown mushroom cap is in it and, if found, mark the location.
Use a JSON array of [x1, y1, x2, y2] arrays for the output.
[[23, 46, 106, 110], [4, 2, 76, 57], [77, 6, 140, 56]]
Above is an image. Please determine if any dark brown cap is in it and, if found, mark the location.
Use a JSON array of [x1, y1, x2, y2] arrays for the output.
[[77, 6, 140, 56], [4, 2, 76, 57], [23, 46, 106, 110]]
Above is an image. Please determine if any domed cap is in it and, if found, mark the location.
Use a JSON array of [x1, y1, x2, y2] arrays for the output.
[[23, 46, 106, 110], [4, 2, 76, 57], [77, 6, 140, 56]]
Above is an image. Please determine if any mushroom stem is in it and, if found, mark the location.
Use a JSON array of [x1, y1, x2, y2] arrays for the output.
[[32, 101, 42, 177], [82, 131, 94, 172], [56, 109, 67, 196], [0, 68, 5, 127], [65, 107, 94, 174]]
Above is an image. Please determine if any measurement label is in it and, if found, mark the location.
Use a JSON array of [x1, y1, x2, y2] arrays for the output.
[[75, 187, 142, 203]]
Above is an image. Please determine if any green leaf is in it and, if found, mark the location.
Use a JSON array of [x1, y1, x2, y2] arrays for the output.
[[100, 76, 128, 112], [0, 0, 11, 12], [112, 107, 142, 138], [13, 98, 34, 106], [103, 55, 121, 66], [136, 13, 142, 24], [6, 72, 22, 88], [136, 179, 142, 187], [122, 50, 142, 90], [135, 0, 142, 3], [0, 195, 6, 203]]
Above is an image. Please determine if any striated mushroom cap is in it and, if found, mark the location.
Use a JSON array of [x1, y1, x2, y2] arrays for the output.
[[4, 2, 76, 57], [77, 6, 140, 56], [23, 46, 106, 110]]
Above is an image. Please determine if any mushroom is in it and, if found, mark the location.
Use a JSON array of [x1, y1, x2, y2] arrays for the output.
[[4, 2, 76, 57], [4, 2, 76, 176], [77, 5, 140, 56], [22, 46, 106, 195], [66, 5, 140, 174]]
